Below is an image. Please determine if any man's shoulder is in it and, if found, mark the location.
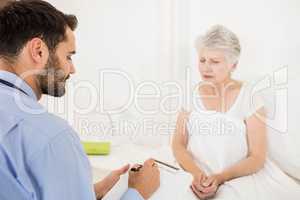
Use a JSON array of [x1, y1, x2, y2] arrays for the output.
[[21, 111, 72, 137], [0, 89, 72, 137], [4, 108, 73, 137], [0, 103, 78, 159]]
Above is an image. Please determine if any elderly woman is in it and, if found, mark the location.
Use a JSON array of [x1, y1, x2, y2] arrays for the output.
[[172, 25, 300, 199]]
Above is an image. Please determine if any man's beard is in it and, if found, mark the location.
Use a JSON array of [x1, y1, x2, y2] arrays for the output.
[[37, 53, 69, 97]]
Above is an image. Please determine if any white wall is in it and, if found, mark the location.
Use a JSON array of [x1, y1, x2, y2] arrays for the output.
[[171, 0, 300, 82], [43, 0, 175, 146], [42, 0, 300, 146]]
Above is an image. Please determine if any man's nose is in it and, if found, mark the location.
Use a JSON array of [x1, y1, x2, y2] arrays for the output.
[[69, 64, 76, 74]]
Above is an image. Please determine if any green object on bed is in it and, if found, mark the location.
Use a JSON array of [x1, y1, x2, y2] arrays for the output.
[[81, 141, 111, 155]]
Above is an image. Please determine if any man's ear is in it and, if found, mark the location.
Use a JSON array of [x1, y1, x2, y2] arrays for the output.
[[28, 38, 49, 69]]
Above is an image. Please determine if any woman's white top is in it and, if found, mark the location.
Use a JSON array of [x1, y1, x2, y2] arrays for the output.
[[186, 82, 300, 199]]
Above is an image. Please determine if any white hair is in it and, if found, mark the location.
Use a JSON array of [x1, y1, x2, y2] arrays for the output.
[[195, 25, 241, 64]]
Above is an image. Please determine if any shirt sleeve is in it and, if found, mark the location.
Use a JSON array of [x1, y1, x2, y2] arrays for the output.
[[121, 188, 144, 200], [28, 129, 96, 200]]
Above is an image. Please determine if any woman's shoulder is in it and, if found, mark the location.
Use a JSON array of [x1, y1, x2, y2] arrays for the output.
[[228, 79, 244, 91], [178, 108, 191, 118]]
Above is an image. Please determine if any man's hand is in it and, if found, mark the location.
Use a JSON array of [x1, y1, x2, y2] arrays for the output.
[[128, 159, 160, 199], [94, 164, 130, 199]]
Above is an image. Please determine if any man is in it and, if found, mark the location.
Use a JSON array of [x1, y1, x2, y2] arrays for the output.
[[0, 1, 160, 200]]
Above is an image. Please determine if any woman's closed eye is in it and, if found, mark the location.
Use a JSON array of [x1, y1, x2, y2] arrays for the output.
[[211, 59, 220, 64], [200, 58, 206, 63]]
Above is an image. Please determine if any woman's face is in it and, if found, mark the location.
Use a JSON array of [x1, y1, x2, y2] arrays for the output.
[[198, 48, 235, 84]]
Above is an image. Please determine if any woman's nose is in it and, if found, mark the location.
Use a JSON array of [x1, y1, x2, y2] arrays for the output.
[[201, 63, 212, 72]]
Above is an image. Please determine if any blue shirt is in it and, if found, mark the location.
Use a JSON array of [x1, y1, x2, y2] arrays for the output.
[[0, 71, 143, 200]]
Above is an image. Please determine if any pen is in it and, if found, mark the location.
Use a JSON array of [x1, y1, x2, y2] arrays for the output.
[[130, 164, 143, 172], [130, 160, 180, 172], [154, 159, 180, 171]]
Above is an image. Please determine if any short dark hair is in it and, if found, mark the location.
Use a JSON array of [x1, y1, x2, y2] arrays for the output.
[[0, 0, 78, 62], [0, 0, 15, 9]]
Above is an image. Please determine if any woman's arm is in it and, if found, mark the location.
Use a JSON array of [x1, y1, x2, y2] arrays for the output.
[[217, 108, 267, 184], [172, 111, 204, 176], [173, 111, 220, 198]]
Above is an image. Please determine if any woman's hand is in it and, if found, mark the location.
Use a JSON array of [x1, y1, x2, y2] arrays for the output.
[[192, 172, 208, 192], [191, 172, 215, 199], [94, 164, 130, 199], [191, 173, 223, 199], [202, 173, 224, 192]]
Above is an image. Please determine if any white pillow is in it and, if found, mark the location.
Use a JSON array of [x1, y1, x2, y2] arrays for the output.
[[265, 79, 300, 181]]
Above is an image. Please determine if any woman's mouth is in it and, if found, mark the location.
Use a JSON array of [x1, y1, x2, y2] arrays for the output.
[[202, 75, 214, 79]]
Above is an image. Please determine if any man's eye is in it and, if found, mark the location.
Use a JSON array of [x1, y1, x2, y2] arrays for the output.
[[212, 60, 220, 64], [67, 56, 72, 61], [200, 59, 205, 63]]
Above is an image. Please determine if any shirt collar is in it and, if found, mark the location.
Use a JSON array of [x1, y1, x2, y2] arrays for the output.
[[0, 70, 38, 101]]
